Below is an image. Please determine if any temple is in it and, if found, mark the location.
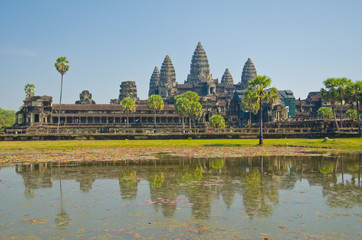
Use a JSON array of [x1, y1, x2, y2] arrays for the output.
[[7, 42, 307, 134]]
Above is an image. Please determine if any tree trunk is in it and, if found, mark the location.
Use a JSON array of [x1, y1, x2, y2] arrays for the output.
[[57, 74, 64, 134], [154, 112, 156, 128], [127, 115, 129, 128], [332, 103, 339, 130], [357, 101, 361, 137], [259, 98, 263, 145], [249, 111, 252, 127], [340, 100, 343, 128], [182, 116, 185, 129]]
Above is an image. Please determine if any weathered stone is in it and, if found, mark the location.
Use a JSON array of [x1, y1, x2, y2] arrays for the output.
[[148, 66, 160, 96], [221, 68, 234, 85], [186, 42, 213, 85], [159, 55, 177, 98], [241, 58, 257, 90], [119, 81, 138, 101], [75, 90, 96, 104]]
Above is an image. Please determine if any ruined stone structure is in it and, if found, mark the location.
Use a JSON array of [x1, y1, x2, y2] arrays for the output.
[[148, 66, 160, 96], [158, 55, 177, 98], [75, 90, 96, 104], [221, 68, 234, 85], [241, 58, 257, 90], [119, 81, 138, 101], [8, 42, 299, 135]]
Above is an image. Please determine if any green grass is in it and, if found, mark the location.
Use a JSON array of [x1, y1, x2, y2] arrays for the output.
[[1, 138, 362, 150]]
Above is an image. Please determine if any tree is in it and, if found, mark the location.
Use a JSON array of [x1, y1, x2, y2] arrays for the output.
[[174, 91, 200, 130], [55, 57, 70, 134], [346, 109, 357, 120], [346, 81, 362, 137], [335, 78, 352, 128], [120, 98, 136, 128], [24, 83, 35, 98], [174, 97, 190, 129], [188, 101, 202, 128], [321, 78, 340, 129], [317, 107, 333, 119], [241, 89, 259, 126], [209, 115, 225, 129], [147, 95, 164, 128], [246, 75, 278, 145]]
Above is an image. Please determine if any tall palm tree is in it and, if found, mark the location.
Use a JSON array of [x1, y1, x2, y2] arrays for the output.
[[241, 89, 259, 127], [147, 95, 164, 128], [246, 75, 278, 145], [336, 78, 352, 128], [321, 78, 339, 130], [55, 57, 70, 134], [120, 98, 136, 128], [346, 81, 362, 137]]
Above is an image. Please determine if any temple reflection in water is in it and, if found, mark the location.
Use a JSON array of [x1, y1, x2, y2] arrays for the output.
[[15, 155, 361, 219]]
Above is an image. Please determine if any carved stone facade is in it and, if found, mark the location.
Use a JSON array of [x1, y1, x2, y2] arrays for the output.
[[148, 66, 160, 96], [241, 58, 257, 90], [75, 90, 96, 104], [119, 81, 138, 101], [221, 68, 234, 85], [185, 42, 214, 85], [158, 55, 177, 98]]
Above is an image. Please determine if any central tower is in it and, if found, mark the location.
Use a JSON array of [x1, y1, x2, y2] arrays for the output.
[[186, 42, 213, 84]]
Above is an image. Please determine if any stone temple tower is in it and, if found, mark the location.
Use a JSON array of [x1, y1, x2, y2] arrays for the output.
[[159, 55, 177, 98], [119, 81, 138, 101], [148, 66, 160, 96], [241, 58, 257, 90], [186, 42, 213, 84], [221, 68, 234, 85]]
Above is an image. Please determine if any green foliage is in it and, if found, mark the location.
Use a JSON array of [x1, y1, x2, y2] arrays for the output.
[[24, 83, 35, 98], [209, 115, 225, 128], [120, 171, 137, 185], [317, 107, 333, 118], [245, 75, 278, 145], [188, 101, 202, 122], [55, 57, 70, 75], [209, 158, 225, 169], [175, 91, 199, 102], [318, 162, 334, 174], [147, 95, 164, 113], [120, 98, 136, 114], [149, 172, 164, 189], [346, 109, 357, 119], [240, 89, 259, 114], [187, 137, 192, 140], [0, 108, 16, 129]]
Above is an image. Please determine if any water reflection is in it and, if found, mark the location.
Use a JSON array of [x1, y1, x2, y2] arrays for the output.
[[13, 154, 361, 220]]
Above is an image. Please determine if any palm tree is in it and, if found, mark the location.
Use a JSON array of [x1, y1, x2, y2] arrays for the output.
[[147, 95, 164, 128], [55, 57, 70, 134], [246, 75, 278, 145], [241, 89, 259, 126], [321, 78, 339, 130], [336, 78, 352, 128], [188, 101, 202, 128], [120, 98, 136, 128], [24, 83, 35, 98], [346, 81, 362, 137], [174, 97, 190, 130]]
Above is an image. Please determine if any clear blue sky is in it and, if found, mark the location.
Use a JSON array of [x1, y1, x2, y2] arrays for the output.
[[1, 0, 361, 110]]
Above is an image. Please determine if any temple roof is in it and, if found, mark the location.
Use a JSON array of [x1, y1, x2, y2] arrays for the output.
[[241, 58, 257, 89], [148, 66, 160, 96], [159, 55, 176, 87], [221, 68, 234, 85], [186, 42, 211, 84]]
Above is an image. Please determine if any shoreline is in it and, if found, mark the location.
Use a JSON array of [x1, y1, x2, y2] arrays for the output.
[[1, 138, 361, 166]]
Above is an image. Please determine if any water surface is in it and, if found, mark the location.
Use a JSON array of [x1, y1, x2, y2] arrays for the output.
[[0, 155, 361, 239]]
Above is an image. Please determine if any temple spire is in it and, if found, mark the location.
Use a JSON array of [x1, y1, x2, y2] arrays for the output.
[[186, 42, 212, 84], [148, 66, 160, 96], [221, 68, 234, 85], [159, 55, 176, 98], [241, 58, 257, 89]]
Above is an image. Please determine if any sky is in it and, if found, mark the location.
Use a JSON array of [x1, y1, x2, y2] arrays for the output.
[[0, 0, 361, 110]]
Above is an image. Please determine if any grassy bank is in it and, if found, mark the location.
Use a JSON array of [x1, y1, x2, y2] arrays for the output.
[[1, 138, 362, 150]]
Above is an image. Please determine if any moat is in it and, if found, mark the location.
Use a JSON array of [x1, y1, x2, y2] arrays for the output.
[[0, 155, 361, 239]]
